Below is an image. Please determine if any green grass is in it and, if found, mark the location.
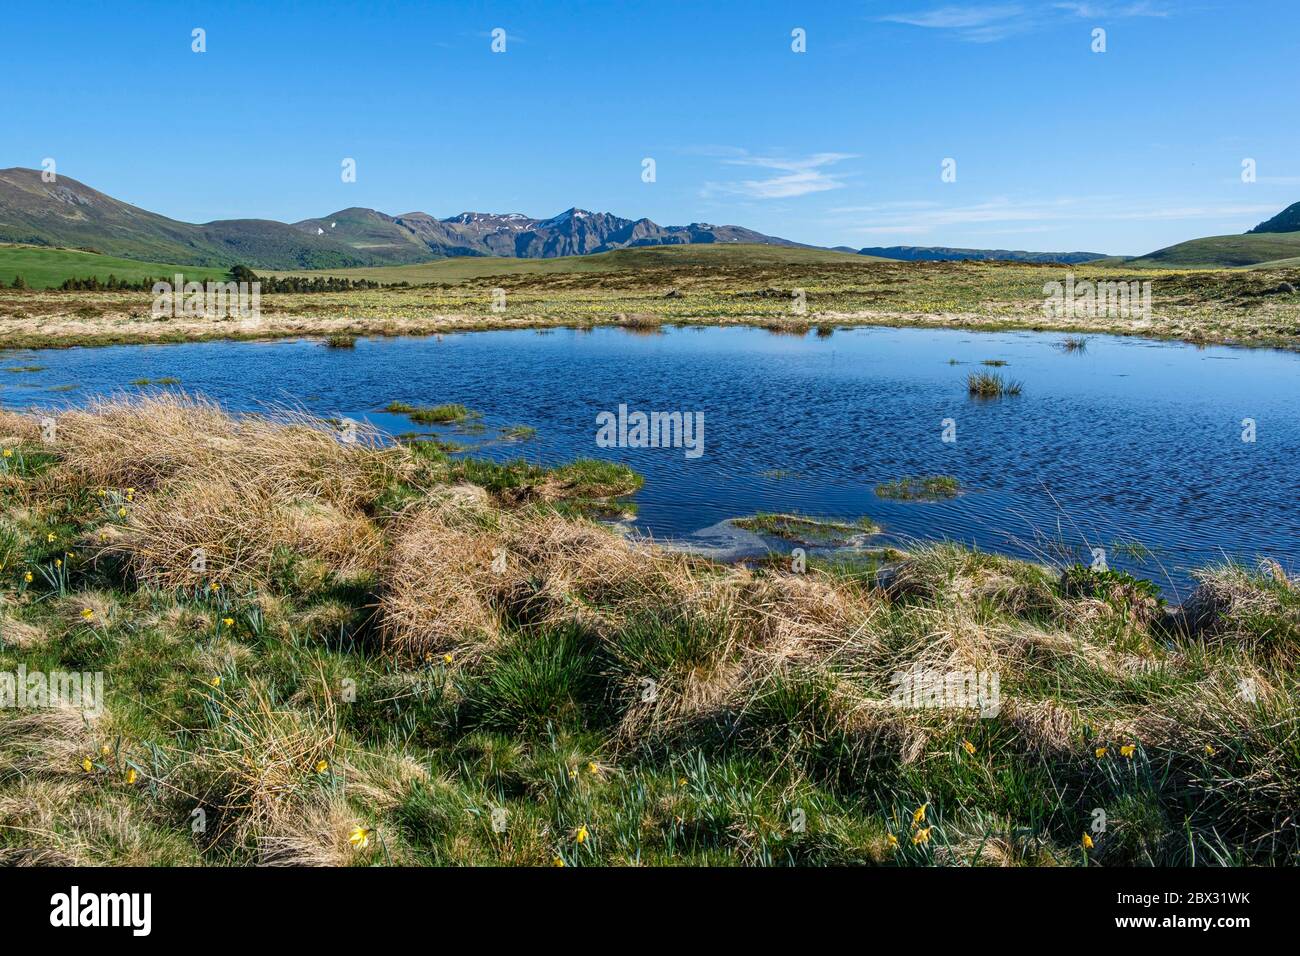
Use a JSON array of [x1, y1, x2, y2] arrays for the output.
[[874, 476, 962, 501], [383, 401, 480, 424], [0, 243, 228, 289], [411, 404, 478, 425], [129, 377, 181, 387], [732, 512, 878, 545]]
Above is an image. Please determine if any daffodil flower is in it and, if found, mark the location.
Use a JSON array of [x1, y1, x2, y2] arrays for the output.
[[126, 767, 138, 785], [1120, 744, 1136, 758], [575, 825, 588, 844], [912, 826, 932, 845], [80, 608, 94, 621], [222, 617, 234, 627], [315, 759, 329, 775], [912, 803, 928, 827], [81, 756, 93, 773], [962, 739, 976, 755], [1095, 746, 1108, 758], [348, 826, 371, 849], [1082, 833, 1094, 850], [209, 676, 221, 687]]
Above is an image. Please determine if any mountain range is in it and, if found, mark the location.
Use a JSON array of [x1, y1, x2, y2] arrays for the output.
[[4, 167, 1299, 272], [0, 168, 805, 270]]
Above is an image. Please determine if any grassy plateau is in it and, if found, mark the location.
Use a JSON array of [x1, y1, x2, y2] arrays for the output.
[[0, 394, 1295, 866], [2, 244, 1298, 350]]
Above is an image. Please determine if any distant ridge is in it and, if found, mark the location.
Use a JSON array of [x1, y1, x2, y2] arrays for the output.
[[858, 245, 1107, 265], [0, 168, 806, 271], [1246, 201, 1300, 235]]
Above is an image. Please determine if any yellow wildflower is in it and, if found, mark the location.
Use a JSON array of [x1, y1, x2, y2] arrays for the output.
[[912, 803, 928, 827], [117, 508, 127, 518], [222, 617, 234, 627], [575, 825, 588, 844], [962, 739, 976, 755], [348, 826, 371, 849], [442, 652, 454, 664], [1120, 744, 1136, 758], [1082, 833, 1094, 850], [46, 532, 56, 543], [552, 856, 566, 867], [1095, 747, 1108, 758], [315, 759, 329, 775], [55, 558, 62, 568], [209, 676, 221, 687], [23, 572, 32, 583], [886, 834, 899, 849], [81, 756, 93, 773], [2, 449, 10, 458], [912, 826, 932, 845], [1204, 744, 1216, 756], [100, 744, 111, 756], [586, 761, 599, 775], [126, 767, 138, 785], [80, 608, 94, 621]]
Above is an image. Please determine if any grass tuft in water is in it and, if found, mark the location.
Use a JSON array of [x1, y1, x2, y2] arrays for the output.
[[875, 476, 962, 501], [967, 371, 1022, 397]]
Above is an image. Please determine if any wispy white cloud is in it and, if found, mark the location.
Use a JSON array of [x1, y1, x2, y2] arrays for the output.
[[703, 152, 857, 199], [878, 1, 1168, 42]]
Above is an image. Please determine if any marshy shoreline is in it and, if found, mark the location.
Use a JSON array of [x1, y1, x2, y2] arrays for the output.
[[0, 395, 1295, 866], [2, 256, 1299, 351]]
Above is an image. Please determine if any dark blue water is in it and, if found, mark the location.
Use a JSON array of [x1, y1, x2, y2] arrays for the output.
[[4, 325, 1297, 598]]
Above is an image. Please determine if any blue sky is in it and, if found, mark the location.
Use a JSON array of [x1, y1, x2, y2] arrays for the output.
[[5, 0, 1298, 255]]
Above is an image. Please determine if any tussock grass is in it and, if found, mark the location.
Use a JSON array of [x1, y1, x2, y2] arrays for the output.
[[0, 399, 1295, 866], [967, 371, 1023, 398]]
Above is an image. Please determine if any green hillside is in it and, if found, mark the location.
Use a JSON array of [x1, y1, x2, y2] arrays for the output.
[[0, 168, 377, 270], [1126, 231, 1300, 268], [0, 244, 228, 289]]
